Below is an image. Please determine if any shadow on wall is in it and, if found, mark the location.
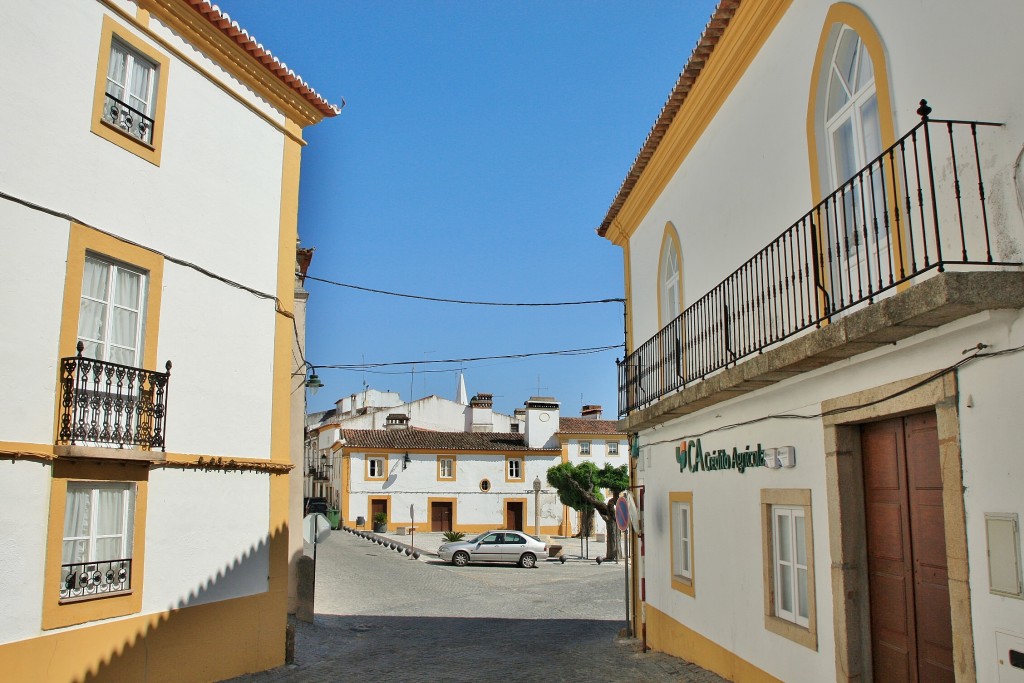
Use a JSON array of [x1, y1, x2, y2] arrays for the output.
[[71, 523, 291, 683]]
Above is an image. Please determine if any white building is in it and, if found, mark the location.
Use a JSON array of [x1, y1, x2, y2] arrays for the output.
[[318, 395, 627, 536], [601, 2, 1024, 682], [0, 1, 338, 680]]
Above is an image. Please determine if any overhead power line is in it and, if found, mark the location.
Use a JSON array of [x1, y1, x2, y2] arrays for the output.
[[314, 344, 623, 370], [304, 274, 625, 307]]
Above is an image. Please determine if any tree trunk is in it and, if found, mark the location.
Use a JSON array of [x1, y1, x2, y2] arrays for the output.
[[601, 509, 620, 561]]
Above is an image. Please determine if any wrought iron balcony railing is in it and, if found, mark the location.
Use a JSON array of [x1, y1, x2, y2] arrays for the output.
[[61, 558, 131, 601], [101, 92, 155, 145], [57, 342, 172, 451], [618, 101, 1016, 417]]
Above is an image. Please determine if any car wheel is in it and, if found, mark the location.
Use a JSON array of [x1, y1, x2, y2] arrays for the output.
[[519, 553, 537, 568], [452, 551, 470, 567]]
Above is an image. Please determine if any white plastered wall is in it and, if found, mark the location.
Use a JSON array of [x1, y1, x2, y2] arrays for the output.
[[0, 463, 53, 643]]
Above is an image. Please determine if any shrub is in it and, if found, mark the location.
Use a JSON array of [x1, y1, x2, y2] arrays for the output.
[[442, 531, 465, 542], [372, 512, 387, 525]]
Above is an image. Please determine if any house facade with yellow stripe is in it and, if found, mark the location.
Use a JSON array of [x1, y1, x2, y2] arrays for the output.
[[602, 1, 1024, 682], [0, 1, 337, 680]]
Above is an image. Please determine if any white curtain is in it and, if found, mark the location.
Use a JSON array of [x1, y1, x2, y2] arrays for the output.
[[128, 57, 153, 115], [62, 485, 92, 564], [78, 257, 110, 360], [105, 43, 128, 101], [62, 483, 134, 563]]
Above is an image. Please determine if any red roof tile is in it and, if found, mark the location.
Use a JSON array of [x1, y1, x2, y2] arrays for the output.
[[340, 430, 559, 453], [557, 418, 623, 436]]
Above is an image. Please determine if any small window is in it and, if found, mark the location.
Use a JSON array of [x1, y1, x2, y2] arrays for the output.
[[579, 441, 591, 456], [607, 441, 619, 456], [438, 457, 454, 480], [507, 458, 522, 481], [772, 506, 809, 627], [669, 492, 694, 596], [479, 479, 491, 492], [78, 255, 147, 366], [760, 489, 816, 649], [510, 423, 519, 433], [367, 457, 385, 480], [61, 482, 135, 602]]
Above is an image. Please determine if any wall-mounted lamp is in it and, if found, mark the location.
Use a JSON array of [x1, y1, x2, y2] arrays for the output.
[[305, 366, 324, 394], [403, 453, 411, 470]]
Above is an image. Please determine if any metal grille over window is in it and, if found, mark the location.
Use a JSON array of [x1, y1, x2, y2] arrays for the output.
[[103, 41, 156, 145], [57, 341, 171, 451]]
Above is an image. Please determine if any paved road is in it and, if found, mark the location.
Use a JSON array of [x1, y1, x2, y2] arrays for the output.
[[229, 530, 726, 682]]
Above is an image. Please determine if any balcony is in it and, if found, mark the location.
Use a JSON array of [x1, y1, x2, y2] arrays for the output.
[[619, 102, 1024, 426], [56, 342, 172, 457], [101, 92, 155, 146]]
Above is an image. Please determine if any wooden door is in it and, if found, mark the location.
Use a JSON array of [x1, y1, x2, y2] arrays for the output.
[[431, 502, 452, 532], [506, 501, 523, 531], [862, 413, 954, 683], [371, 499, 387, 522]]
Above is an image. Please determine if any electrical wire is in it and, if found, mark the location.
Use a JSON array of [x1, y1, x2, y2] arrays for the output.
[[315, 344, 623, 370], [304, 274, 625, 307], [636, 342, 1024, 449]]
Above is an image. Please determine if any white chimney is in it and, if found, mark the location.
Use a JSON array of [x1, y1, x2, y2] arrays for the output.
[[581, 404, 602, 420], [469, 393, 494, 433], [523, 397, 559, 449], [385, 413, 410, 430]]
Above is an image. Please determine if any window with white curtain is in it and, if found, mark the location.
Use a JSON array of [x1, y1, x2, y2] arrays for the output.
[[439, 457, 454, 479], [507, 458, 522, 480], [672, 500, 692, 581], [62, 482, 135, 566], [78, 254, 147, 366], [367, 457, 385, 479], [103, 40, 158, 143], [772, 506, 809, 627]]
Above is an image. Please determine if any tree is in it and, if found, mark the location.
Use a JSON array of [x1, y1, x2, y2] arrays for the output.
[[546, 461, 629, 561]]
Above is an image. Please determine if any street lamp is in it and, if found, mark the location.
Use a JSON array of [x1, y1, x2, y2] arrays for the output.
[[532, 476, 542, 536], [305, 366, 324, 394]]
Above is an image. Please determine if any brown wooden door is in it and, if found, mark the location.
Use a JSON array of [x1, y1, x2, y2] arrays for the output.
[[431, 502, 452, 532], [371, 499, 387, 522], [862, 413, 954, 683], [506, 501, 523, 531]]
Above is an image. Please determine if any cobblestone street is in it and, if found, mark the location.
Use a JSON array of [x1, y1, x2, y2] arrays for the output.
[[229, 530, 726, 682]]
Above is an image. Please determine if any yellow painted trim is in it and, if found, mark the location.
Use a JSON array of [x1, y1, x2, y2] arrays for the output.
[[141, 0, 327, 127], [365, 453, 389, 481], [646, 603, 785, 683], [436, 454, 456, 482], [0, 442, 56, 460], [656, 222, 683, 330], [95, 0, 308, 145], [426, 496, 458, 532], [90, 15, 170, 166], [669, 491, 695, 597], [55, 223, 165, 445], [504, 455, 525, 483], [4, 590, 284, 681], [42, 460, 149, 629], [368, 495, 392, 531], [341, 454, 350, 523], [503, 497, 529, 531], [605, 0, 794, 245], [560, 442, 569, 464], [760, 488, 818, 650], [623, 241, 633, 353], [135, 7, 151, 27]]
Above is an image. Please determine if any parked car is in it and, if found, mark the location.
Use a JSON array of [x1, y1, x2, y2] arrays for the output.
[[437, 530, 547, 568], [304, 497, 329, 516]]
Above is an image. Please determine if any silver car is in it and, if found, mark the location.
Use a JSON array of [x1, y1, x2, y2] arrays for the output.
[[438, 530, 547, 568]]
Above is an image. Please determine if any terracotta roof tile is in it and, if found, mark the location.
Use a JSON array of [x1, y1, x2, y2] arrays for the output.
[[183, 1, 342, 117], [339, 430, 559, 453], [557, 418, 623, 436], [597, 0, 741, 236]]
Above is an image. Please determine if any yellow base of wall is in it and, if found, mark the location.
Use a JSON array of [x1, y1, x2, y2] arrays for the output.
[[646, 603, 783, 683], [0, 590, 284, 682]]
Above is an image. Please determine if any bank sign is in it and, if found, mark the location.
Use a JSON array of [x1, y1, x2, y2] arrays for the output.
[[675, 439, 795, 474]]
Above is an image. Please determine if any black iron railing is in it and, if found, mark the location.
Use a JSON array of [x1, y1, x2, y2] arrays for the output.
[[57, 342, 172, 451], [101, 92, 155, 145], [619, 101, 1015, 417], [60, 558, 131, 601]]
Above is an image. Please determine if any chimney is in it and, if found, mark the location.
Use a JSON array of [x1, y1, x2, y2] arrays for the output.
[[469, 393, 494, 433], [523, 397, 559, 449], [581, 404, 602, 420], [385, 413, 410, 430]]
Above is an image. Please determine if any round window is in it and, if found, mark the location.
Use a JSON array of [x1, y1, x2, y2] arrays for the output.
[[479, 478, 491, 492]]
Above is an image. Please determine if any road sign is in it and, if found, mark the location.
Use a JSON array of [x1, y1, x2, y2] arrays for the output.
[[615, 497, 630, 531], [625, 492, 641, 534], [303, 513, 331, 545]]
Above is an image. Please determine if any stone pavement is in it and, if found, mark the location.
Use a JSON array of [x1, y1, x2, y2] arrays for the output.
[[228, 529, 727, 683]]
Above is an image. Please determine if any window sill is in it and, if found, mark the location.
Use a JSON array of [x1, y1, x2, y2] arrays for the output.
[[671, 574, 695, 597], [55, 444, 165, 462], [59, 589, 133, 605], [764, 613, 817, 650]]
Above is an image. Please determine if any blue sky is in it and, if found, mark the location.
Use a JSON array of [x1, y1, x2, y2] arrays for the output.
[[219, 1, 718, 418]]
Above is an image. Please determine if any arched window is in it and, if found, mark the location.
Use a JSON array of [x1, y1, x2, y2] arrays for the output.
[[824, 26, 881, 197], [658, 224, 682, 328]]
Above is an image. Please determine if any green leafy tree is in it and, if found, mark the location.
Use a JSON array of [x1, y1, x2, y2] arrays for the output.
[[546, 461, 630, 560]]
